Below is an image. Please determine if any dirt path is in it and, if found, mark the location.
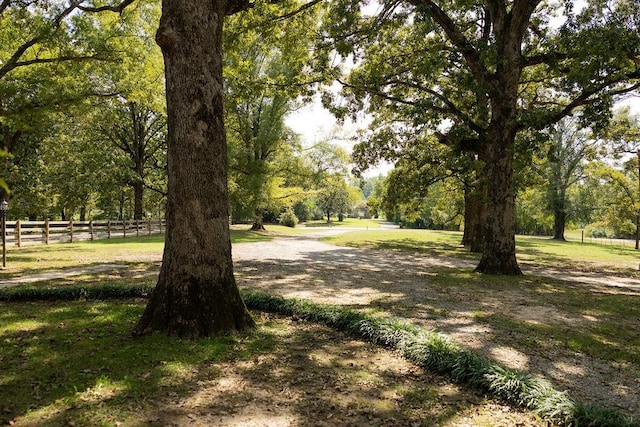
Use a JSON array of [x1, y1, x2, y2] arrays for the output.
[[232, 232, 640, 420]]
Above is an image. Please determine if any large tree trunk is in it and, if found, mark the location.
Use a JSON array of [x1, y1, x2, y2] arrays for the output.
[[552, 198, 567, 241], [461, 156, 486, 253], [251, 207, 266, 231], [475, 123, 522, 275], [463, 183, 486, 253], [133, 0, 255, 338], [133, 179, 144, 221]]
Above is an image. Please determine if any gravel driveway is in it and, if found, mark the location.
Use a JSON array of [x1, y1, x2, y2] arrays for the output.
[[232, 230, 640, 420]]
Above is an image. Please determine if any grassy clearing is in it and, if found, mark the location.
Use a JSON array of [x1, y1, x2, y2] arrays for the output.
[[2, 227, 640, 424], [0, 299, 265, 425], [0, 299, 545, 427], [322, 229, 640, 272], [0, 229, 273, 279]]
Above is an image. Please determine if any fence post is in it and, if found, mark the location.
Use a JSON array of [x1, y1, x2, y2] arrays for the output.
[[148, 219, 152, 236], [90, 220, 94, 241], [136, 220, 140, 237], [16, 220, 21, 247], [69, 219, 73, 243], [123, 220, 126, 238], [107, 220, 111, 239], [45, 219, 49, 244]]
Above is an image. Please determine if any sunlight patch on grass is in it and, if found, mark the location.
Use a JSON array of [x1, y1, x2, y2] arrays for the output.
[[0, 318, 48, 334], [324, 228, 640, 272], [78, 375, 127, 404]]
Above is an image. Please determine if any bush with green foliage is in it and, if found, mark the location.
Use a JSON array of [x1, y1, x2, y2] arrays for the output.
[[278, 207, 298, 228]]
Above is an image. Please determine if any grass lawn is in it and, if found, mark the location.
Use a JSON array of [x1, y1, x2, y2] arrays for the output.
[[0, 300, 546, 426], [322, 228, 640, 273], [1, 228, 639, 425], [0, 229, 274, 279], [300, 217, 382, 229]]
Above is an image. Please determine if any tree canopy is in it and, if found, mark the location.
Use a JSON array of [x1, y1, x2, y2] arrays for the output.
[[322, 0, 640, 274]]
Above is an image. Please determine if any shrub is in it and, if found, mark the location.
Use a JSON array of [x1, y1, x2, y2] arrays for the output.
[[278, 207, 298, 228]]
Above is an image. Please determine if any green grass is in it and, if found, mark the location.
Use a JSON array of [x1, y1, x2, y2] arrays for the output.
[[0, 300, 242, 425], [0, 298, 320, 426], [0, 229, 274, 279], [323, 229, 640, 272], [301, 217, 382, 229]]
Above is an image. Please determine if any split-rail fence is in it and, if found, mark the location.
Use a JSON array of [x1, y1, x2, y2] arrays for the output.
[[2, 219, 165, 247]]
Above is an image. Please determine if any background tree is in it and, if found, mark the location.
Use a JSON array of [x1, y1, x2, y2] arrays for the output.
[[316, 175, 355, 222], [595, 161, 640, 247], [225, 1, 321, 229], [1, 0, 164, 220], [323, 0, 640, 275], [0, 0, 137, 202], [543, 116, 597, 241], [97, 99, 167, 220]]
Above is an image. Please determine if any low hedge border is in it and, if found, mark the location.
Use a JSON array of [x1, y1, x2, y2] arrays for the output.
[[0, 283, 153, 301], [0, 284, 636, 426]]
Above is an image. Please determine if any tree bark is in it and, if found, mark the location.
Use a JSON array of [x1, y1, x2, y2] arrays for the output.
[[475, 119, 522, 275], [251, 207, 266, 231], [133, 179, 144, 221], [463, 184, 486, 253], [461, 157, 486, 253], [133, 0, 255, 338], [552, 197, 567, 241]]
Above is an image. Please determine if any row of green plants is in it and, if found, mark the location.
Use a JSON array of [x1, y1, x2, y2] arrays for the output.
[[0, 283, 637, 427]]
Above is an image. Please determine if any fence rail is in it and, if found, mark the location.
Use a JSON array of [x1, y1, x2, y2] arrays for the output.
[[3, 219, 165, 247]]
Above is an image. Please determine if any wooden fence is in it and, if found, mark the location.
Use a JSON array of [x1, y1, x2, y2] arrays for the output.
[[2, 219, 165, 247]]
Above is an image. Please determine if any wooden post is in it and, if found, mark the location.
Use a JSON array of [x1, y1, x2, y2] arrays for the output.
[[16, 220, 21, 247], [45, 219, 50, 244], [69, 219, 73, 243], [90, 220, 94, 241], [123, 220, 126, 238], [136, 220, 140, 237], [107, 220, 111, 239], [148, 218, 152, 235]]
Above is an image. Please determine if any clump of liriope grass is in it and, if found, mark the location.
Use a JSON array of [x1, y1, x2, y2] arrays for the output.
[[242, 291, 639, 427], [0, 283, 153, 301]]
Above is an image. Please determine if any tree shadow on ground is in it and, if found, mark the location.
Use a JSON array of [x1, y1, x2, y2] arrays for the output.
[[233, 239, 640, 419], [0, 301, 541, 426]]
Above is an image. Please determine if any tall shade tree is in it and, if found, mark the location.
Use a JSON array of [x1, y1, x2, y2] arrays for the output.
[[98, 99, 167, 220], [132, 0, 256, 338], [544, 116, 596, 241], [0, 0, 137, 199], [325, 0, 640, 274], [600, 107, 640, 248], [224, 2, 320, 229], [596, 161, 640, 247]]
